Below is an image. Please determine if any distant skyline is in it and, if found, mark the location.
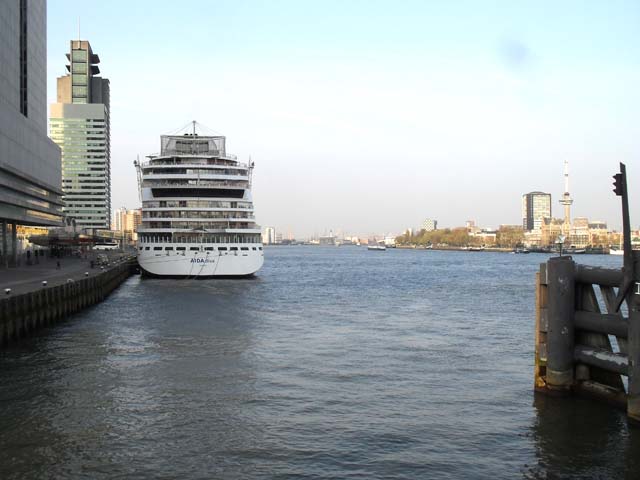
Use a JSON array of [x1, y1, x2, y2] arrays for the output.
[[47, 1, 640, 236]]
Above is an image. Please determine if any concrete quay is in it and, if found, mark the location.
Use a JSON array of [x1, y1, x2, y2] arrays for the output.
[[0, 253, 137, 347]]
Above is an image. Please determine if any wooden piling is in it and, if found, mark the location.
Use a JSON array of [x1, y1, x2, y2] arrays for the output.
[[545, 256, 576, 393]]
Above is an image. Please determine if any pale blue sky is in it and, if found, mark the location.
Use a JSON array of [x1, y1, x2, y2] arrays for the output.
[[47, 1, 640, 236]]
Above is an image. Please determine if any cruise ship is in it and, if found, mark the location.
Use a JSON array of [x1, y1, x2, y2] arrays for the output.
[[135, 123, 264, 277]]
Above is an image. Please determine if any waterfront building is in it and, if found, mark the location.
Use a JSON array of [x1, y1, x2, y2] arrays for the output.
[[569, 217, 589, 248], [0, 0, 64, 266], [383, 236, 396, 247], [469, 228, 497, 245], [539, 218, 564, 247], [113, 207, 141, 243], [50, 40, 110, 232], [262, 226, 276, 245], [588, 221, 608, 247], [465, 220, 481, 235], [522, 192, 551, 231], [422, 218, 437, 232]]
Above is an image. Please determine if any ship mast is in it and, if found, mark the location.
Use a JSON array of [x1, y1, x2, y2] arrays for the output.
[[134, 154, 142, 201], [191, 120, 197, 154]]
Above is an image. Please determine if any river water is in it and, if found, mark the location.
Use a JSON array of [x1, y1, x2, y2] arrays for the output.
[[1, 247, 638, 479]]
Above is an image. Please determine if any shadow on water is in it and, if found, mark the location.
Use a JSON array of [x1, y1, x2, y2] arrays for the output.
[[524, 393, 640, 479], [0, 276, 268, 479]]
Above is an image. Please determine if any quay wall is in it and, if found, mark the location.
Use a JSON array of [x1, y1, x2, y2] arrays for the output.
[[0, 260, 136, 347]]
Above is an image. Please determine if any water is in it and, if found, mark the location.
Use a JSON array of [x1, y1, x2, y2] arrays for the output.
[[1, 247, 638, 479]]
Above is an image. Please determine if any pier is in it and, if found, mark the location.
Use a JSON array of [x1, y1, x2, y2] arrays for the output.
[[535, 163, 640, 425], [0, 253, 137, 347]]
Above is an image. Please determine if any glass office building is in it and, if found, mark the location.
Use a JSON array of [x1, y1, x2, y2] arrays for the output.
[[522, 192, 552, 232], [50, 40, 110, 231], [0, 0, 63, 228]]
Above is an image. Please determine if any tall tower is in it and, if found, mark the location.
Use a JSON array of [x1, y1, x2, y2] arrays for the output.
[[558, 160, 573, 233], [50, 40, 111, 232]]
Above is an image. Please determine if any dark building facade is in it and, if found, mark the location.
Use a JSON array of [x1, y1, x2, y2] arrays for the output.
[[0, 0, 64, 265], [522, 191, 552, 231]]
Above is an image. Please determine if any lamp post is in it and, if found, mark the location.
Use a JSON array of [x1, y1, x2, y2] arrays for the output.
[[556, 235, 566, 256]]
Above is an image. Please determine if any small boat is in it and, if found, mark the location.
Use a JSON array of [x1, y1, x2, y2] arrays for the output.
[[513, 248, 530, 254], [610, 249, 624, 256], [367, 242, 386, 251], [368, 237, 387, 251], [468, 246, 485, 252]]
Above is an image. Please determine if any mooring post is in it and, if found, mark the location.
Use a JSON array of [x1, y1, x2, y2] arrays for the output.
[[545, 256, 576, 393], [628, 252, 640, 425]]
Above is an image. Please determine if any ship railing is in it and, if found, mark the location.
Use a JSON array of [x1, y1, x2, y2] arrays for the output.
[[142, 214, 256, 220], [143, 203, 253, 209], [141, 180, 249, 188], [140, 156, 243, 166]]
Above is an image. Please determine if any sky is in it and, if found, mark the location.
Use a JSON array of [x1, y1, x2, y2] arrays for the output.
[[46, 0, 640, 237]]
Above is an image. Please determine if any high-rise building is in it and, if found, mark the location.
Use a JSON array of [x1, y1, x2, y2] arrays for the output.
[[422, 218, 437, 232], [0, 0, 63, 265], [113, 206, 141, 242], [113, 206, 125, 232], [114, 206, 141, 231], [522, 192, 551, 231], [262, 226, 276, 245], [50, 40, 110, 232]]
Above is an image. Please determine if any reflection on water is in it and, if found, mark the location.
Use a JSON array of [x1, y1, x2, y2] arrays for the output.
[[526, 394, 639, 479], [0, 248, 638, 479]]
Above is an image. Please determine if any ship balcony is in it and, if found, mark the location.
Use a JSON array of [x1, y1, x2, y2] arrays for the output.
[[142, 214, 255, 221], [141, 221, 256, 230], [137, 226, 261, 234], [143, 206, 254, 213], [141, 157, 245, 167], [141, 164, 249, 173], [142, 180, 249, 189], [142, 173, 249, 181]]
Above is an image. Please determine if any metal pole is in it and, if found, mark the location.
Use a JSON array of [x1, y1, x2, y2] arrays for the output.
[[11, 222, 17, 267], [546, 256, 576, 393], [628, 252, 640, 425], [2, 220, 7, 268]]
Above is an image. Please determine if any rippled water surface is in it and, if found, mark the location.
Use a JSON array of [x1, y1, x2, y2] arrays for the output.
[[1, 247, 639, 479]]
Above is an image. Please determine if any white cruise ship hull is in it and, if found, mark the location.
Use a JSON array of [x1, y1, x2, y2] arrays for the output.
[[137, 243, 264, 277]]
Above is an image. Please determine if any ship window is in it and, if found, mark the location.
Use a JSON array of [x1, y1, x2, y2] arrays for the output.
[[139, 247, 143, 250], [165, 247, 174, 251], [204, 247, 214, 251], [258, 247, 263, 250], [176, 247, 186, 251], [240, 247, 249, 251], [230, 247, 238, 251], [145, 247, 150, 250], [218, 247, 227, 251], [190, 247, 200, 251], [153, 247, 162, 251], [252, 247, 256, 250]]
